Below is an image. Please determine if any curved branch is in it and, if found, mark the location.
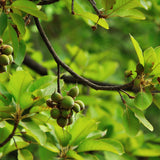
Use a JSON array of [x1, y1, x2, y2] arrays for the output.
[[34, 17, 134, 91], [38, 0, 59, 5], [0, 120, 19, 148]]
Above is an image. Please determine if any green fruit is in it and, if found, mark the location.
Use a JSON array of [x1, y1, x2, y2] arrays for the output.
[[72, 103, 80, 113], [61, 109, 70, 118], [75, 100, 85, 110], [50, 108, 60, 119], [67, 116, 74, 125], [8, 55, 13, 64], [51, 91, 63, 103], [60, 96, 74, 109], [2, 45, 13, 55], [68, 86, 79, 98], [57, 117, 68, 128], [136, 63, 144, 75], [0, 65, 7, 73], [0, 55, 10, 65]]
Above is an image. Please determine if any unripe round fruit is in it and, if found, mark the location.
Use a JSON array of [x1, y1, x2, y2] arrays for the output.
[[8, 55, 13, 64], [136, 63, 144, 75], [67, 116, 74, 126], [72, 103, 80, 113], [2, 45, 13, 55], [67, 86, 79, 98], [51, 91, 63, 103], [50, 108, 60, 119], [61, 109, 70, 118], [60, 96, 74, 109], [0, 55, 10, 65], [57, 117, 68, 128], [0, 65, 7, 73], [75, 100, 85, 110]]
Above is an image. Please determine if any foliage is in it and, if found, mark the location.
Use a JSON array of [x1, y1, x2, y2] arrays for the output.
[[0, 0, 160, 159]]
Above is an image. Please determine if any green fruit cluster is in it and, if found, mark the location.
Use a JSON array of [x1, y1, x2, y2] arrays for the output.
[[0, 38, 14, 73], [46, 86, 85, 128]]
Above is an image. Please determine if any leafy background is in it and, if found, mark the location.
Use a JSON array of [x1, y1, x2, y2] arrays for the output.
[[1, 0, 160, 159]]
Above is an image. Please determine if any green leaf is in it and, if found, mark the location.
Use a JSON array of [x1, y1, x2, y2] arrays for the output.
[[113, 9, 145, 20], [102, 0, 116, 10], [42, 142, 59, 153], [10, 13, 25, 36], [18, 149, 33, 160], [69, 117, 97, 146], [0, 84, 13, 105], [134, 91, 152, 110], [123, 108, 140, 136], [8, 71, 33, 109], [54, 124, 72, 147], [11, 1, 47, 20], [153, 94, 160, 109], [133, 143, 160, 157], [3, 137, 29, 155], [20, 121, 46, 145], [0, 12, 8, 36], [28, 75, 56, 92], [130, 34, 144, 66], [8, 24, 19, 58], [78, 12, 109, 30], [112, 0, 141, 11], [67, 150, 84, 160], [131, 107, 153, 131], [77, 138, 124, 155], [143, 47, 157, 74], [14, 40, 26, 65]]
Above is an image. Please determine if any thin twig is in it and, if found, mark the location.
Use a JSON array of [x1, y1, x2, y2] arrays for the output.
[[88, 0, 101, 17], [57, 63, 61, 93], [118, 91, 126, 105], [34, 17, 134, 91], [71, 0, 75, 15], [120, 89, 135, 99]]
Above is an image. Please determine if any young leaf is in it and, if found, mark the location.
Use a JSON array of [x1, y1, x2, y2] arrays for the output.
[[123, 108, 140, 136], [28, 75, 56, 92], [66, 150, 84, 160], [8, 71, 33, 109], [69, 117, 97, 146], [143, 47, 157, 74], [20, 121, 46, 145], [3, 137, 29, 155], [130, 107, 153, 131], [18, 149, 33, 160], [130, 34, 144, 66], [77, 138, 124, 155], [10, 13, 26, 36], [54, 125, 72, 147], [134, 91, 152, 110], [78, 12, 109, 30], [0, 12, 8, 36], [11, 1, 47, 20], [153, 94, 160, 109], [102, 0, 116, 11]]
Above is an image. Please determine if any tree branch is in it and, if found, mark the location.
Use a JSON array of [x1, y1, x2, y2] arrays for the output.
[[38, 0, 59, 5], [23, 55, 48, 75], [0, 119, 19, 148], [34, 17, 134, 91]]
